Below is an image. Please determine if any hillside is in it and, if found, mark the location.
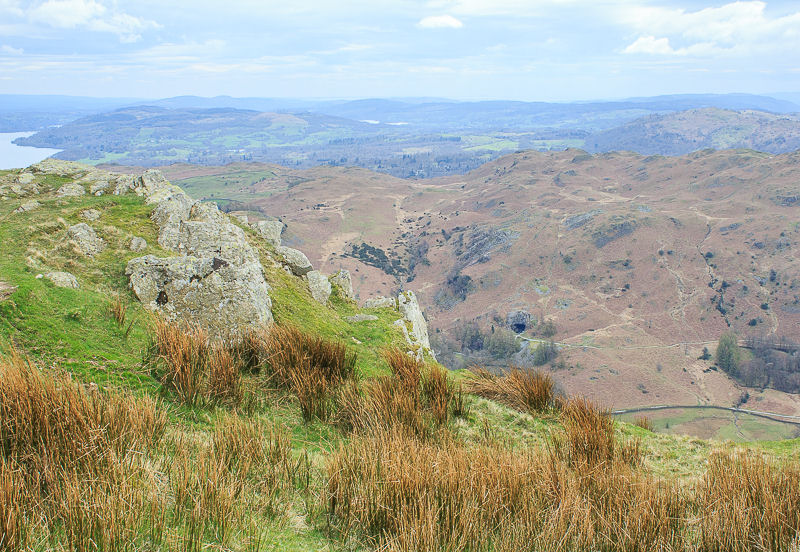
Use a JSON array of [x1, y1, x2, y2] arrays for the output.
[[1, 160, 800, 551], [588, 108, 800, 155], [153, 148, 800, 437]]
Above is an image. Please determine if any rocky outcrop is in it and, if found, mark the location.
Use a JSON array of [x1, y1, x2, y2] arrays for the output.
[[251, 220, 283, 247], [330, 269, 355, 300], [44, 271, 79, 289], [66, 223, 105, 256], [506, 310, 532, 333], [123, 170, 274, 334], [305, 270, 332, 304], [56, 182, 86, 198], [397, 291, 434, 359], [276, 246, 313, 276], [364, 291, 435, 360], [126, 255, 272, 334]]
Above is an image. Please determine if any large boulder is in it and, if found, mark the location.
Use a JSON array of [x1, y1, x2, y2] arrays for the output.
[[276, 246, 313, 276], [251, 220, 283, 247], [29, 159, 87, 176], [66, 223, 105, 256], [126, 254, 272, 334], [44, 271, 79, 289], [305, 270, 332, 304], [330, 269, 355, 300]]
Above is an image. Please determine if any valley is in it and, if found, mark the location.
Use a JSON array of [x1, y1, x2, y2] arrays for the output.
[[141, 147, 800, 431]]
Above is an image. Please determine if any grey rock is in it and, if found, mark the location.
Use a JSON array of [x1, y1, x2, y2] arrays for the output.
[[90, 181, 110, 195], [13, 200, 40, 213], [44, 271, 79, 289], [15, 173, 35, 185], [364, 296, 395, 309], [176, 221, 259, 265], [233, 214, 249, 224], [305, 270, 332, 304], [397, 291, 435, 360], [252, 220, 283, 247], [276, 246, 312, 276], [189, 201, 227, 224], [126, 254, 272, 335], [150, 192, 194, 250], [130, 236, 147, 252], [29, 159, 87, 176], [56, 182, 86, 198], [330, 269, 355, 300], [346, 314, 378, 322], [80, 209, 101, 221], [66, 223, 105, 256]]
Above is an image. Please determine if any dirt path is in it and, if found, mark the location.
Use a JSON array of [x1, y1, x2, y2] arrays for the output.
[[611, 404, 800, 426]]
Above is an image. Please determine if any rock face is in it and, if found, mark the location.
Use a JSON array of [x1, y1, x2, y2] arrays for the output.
[[252, 220, 283, 247], [397, 291, 434, 359], [122, 170, 274, 334], [363, 291, 435, 360], [130, 236, 147, 252], [330, 269, 355, 300], [276, 246, 313, 276], [44, 271, 79, 289], [66, 223, 105, 256], [506, 310, 532, 333], [305, 270, 332, 304]]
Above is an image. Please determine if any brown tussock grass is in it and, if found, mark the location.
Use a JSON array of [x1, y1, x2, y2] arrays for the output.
[[634, 415, 654, 432], [326, 427, 686, 552], [109, 294, 126, 327], [148, 318, 244, 406], [464, 366, 558, 414], [698, 451, 800, 552], [261, 325, 357, 421]]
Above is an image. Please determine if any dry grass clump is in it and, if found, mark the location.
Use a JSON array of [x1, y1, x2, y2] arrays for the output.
[[0, 347, 168, 550], [552, 397, 620, 469], [260, 325, 357, 421], [634, 414, 654, 432], [147, 318, 243, 406], [464, 366, 558, 414], [326, 427, 687, 552], [335, 349, 462, 437], [698, 451, 800, 552], [109, 294, 126, 326]]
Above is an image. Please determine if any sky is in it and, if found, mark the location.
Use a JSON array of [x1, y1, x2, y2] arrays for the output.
[[1, 0, 799, 101]]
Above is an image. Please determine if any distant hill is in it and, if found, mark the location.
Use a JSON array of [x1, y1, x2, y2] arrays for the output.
[[587, 108, 800, 155], [0, 94, 140, 132]]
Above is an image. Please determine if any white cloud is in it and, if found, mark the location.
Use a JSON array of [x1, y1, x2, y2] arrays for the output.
[[417, 14, 463, 29], [0, 44, 24, 55], [622, 1, 800, 57], [26, 0, 160, 42], [623, 36, 675, 55]]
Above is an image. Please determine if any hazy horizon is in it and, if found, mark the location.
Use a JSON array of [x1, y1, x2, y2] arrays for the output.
[[2, 1, 800, 101]]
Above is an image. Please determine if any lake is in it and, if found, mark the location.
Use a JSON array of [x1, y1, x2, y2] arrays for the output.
[[0, 132, 62, 170]]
